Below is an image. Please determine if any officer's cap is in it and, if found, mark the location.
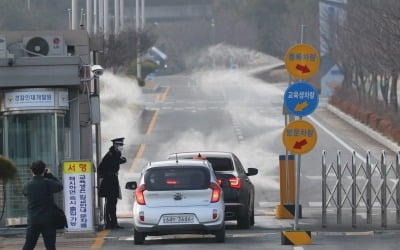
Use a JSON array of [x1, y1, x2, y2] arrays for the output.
[[111, 137, 125, 145]]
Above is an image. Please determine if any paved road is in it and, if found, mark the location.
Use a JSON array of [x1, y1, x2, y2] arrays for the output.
[[1, 69, 400, 249]]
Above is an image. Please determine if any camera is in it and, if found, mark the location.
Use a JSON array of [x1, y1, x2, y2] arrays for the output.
[[91, 65, 104, 77]]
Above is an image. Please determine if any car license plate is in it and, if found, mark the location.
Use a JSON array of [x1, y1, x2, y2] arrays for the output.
[[162, 214, 194, 224]]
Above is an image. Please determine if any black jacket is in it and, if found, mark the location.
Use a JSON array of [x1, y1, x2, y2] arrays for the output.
[[98, 146, 126, 198], [23, 173, 63, 225]]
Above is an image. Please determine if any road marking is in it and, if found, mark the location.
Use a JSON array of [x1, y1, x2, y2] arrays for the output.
[[264, 210, 276, 216], [309, 115, 366, 162], [155, 93, 162, 101], [309, 202, 322, 207], [161, 86, 170, 102], [293, 247, 304, 250], [130, 144, 146, 171], [345, 231, 374, 236], [259, 201, 280, 207], [146, 110, 160, 135], [91, 229, 110, 249]]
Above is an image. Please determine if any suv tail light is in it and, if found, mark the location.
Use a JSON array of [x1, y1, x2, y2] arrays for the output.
[[210, 182, 222, 203], [229, 177, 241, 189], [135, 184, 147, 205]]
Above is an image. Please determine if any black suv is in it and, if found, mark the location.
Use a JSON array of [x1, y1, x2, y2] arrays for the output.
[[168, 151, 258, 229]]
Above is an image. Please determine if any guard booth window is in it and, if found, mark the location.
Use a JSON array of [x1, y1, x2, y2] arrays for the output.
[[3, 112, 69, 224]]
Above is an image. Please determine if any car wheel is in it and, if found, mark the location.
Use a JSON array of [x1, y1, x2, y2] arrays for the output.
[[237, 206, 251, 229], [215, 223, 225, 243], [250, 202, 255, 226], [134, 228, 146, 245]]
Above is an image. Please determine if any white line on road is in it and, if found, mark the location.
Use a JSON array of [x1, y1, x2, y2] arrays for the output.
[[309, 115, 366, 163], [293, 247, 304, 250]]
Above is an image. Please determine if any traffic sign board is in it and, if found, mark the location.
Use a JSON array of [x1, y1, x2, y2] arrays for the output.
[[284, 82, 319, 117], [282, 120, 317, 154], [284, 44, 320, 79]]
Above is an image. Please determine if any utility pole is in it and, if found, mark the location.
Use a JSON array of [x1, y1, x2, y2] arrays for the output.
[[114, 0, 120, 35], [71, 0, 78, 30], [136, 0, 145, 79], [86, 0, 93, 35]]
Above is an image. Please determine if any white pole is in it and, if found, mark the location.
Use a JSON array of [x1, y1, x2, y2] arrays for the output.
[[120, 0, 124, 31], [86, 0, 93, 35], [114, 0, 120, 35], [72, 0, 78, 30], [68, 9, 72, 30], [94, 0, 98, 34], [99, 0, 104, 33], [136, 0, 141, 78], [141, 0, 145, 30], [104, 0, 109, 40], [135, 0, 140, 32]]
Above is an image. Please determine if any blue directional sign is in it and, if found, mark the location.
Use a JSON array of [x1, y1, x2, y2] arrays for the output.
[[284, 82, 319, 117]]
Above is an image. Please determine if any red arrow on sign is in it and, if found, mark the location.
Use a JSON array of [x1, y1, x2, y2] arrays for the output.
[[296, 64, 310, 74], [293, 139, 307, 149]]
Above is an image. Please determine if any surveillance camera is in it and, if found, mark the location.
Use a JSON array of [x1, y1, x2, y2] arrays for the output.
[[91, 65, 104, 76]]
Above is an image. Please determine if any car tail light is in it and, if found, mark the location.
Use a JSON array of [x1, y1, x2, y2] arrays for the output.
[[139, 211, 144, 221], [213, 209, 218, 219], [135, 184, 146, 205], [210, 182, 221, 203], [217, 179, 222, 186], [166, 179, 179, 185], [229, 177, 241, 189]]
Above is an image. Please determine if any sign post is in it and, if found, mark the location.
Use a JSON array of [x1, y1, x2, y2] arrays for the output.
[[280, 42, 320, 246], [63, 160, 95, 232]]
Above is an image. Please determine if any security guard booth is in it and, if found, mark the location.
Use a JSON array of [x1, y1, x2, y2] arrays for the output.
[[0, 30, 97, 226]]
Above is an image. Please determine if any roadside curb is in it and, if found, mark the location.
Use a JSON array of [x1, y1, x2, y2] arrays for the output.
[[326, 103, 399, 153]]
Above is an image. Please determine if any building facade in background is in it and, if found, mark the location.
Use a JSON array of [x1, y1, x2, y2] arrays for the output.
[[319, 0, 346, 96]]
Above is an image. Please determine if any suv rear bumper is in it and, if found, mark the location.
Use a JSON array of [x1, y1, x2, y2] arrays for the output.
[[224, 203, 244, 220]]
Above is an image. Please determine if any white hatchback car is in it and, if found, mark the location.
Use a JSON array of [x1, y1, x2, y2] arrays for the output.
[[125, 159, 225, 244]]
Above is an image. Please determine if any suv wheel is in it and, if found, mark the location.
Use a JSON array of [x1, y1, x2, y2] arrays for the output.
[[215, 224, 225, 243], [237, 206, 251, 229], [250, 202, 255, 226], [134, 228, 146, 245]]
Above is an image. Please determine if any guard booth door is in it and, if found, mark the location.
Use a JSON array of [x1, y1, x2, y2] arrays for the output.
[[2, 111, 70, 226]]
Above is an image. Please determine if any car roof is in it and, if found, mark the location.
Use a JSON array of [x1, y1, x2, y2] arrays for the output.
[[144, 159, 212, 170], [168, 151, 234, 159]]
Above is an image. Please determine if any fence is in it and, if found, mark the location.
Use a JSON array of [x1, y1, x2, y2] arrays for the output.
[[322, 150, 400, 227]]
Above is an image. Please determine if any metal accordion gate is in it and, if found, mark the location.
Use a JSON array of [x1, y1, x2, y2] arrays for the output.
[[322, 150, 400, 227]]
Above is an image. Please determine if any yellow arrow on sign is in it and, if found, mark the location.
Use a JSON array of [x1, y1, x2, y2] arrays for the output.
[[294, 101, 308, 112]]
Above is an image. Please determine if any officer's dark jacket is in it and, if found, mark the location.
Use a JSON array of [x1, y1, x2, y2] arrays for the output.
[[23, 173, 63, 225], [98, 146, 126, 198]]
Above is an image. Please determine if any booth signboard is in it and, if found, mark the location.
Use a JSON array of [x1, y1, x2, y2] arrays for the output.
[[4, 88, 69, 110], [63, 160, 94, 231]]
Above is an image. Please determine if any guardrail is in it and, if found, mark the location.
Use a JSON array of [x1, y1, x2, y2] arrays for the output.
[[322, 150, 400, 227]]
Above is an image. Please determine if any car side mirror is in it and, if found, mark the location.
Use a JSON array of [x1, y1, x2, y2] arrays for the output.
[[246, 168, 258, 176], [125, 181, 138, 190]]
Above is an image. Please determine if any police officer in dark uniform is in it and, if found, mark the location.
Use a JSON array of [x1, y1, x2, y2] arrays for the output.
[[98, 137, 127, 229], [22, 160, 63, 250]]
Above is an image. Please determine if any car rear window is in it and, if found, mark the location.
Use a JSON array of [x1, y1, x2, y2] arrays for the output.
[[144, 167, 210, 191], [202, 157, 233, 171]]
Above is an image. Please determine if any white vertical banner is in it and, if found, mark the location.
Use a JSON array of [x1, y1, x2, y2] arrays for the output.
[[63, 160, 94, 231]]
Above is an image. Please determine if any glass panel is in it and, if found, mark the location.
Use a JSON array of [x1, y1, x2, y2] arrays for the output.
[[5, 113, 56, 219]]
